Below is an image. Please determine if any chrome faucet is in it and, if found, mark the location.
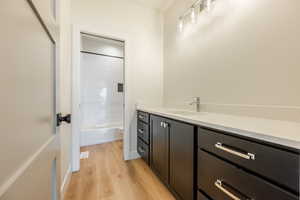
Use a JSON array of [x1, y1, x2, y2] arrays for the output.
[[189, 97, 201, 112]]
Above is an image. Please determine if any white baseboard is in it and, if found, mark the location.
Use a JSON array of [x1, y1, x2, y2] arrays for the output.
[[61, 166, 71, 200], [80, 129, 123, 147], [128, 150, 140, 160]]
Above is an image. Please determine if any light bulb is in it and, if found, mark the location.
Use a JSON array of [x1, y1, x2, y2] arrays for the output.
[[178, 17, 184, 32], [191, 7, 196, 24]]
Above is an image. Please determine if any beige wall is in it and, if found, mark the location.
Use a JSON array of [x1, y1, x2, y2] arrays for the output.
[[59, 0, 72, 187], [163, 0, 300, 122], [71, 0, 164, 152]]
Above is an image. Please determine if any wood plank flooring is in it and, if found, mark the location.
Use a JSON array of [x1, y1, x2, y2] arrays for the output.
[[64, 140, 175, 200]]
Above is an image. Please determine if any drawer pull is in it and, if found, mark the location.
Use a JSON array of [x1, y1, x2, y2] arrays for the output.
[[160, 122, 164, 127], [138, 147, 145, 153], [138, 129, 144, 134], [138, 115, 144, 119], [215, 142, 255, 160], [215, 180, 241, 200], [164, 122, 169, 128]]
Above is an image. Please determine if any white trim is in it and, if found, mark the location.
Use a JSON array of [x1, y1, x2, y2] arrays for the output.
[[80, 131, 123, 147], [71, 25, 81, 172], [71, 25, 132, 171], [0, 136, 55, 197], [60, 166, 71, 200], [128, 150, 140, 160]]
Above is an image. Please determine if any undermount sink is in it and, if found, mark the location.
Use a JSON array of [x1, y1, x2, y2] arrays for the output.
[[166, 110, 200, 116]]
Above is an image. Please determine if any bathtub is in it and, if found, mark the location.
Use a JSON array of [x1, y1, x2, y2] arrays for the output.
[[80, 122, 123, 147]]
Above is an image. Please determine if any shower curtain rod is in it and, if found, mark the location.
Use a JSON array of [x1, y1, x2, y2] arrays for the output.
[[81, 50, 124, 59], [81, 32, 124, 43]]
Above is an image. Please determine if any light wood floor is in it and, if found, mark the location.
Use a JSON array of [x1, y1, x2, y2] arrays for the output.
[[64, 140, 175, 200]]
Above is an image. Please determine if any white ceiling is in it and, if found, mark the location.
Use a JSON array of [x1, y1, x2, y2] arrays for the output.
[[132, 0, 175, 11]]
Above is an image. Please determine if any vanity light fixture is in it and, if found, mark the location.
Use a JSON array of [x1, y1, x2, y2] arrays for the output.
[[177, 0, 216, 33]]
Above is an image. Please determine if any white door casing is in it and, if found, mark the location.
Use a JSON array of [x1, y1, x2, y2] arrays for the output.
[[0, 0, 61, 199], [71, 27, 137, 172]]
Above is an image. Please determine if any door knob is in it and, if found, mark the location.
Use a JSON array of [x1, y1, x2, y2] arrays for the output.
[[56, 113, 71, 126]]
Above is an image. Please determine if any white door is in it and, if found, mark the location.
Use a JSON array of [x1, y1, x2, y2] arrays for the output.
[[0, 0, 61, 200]]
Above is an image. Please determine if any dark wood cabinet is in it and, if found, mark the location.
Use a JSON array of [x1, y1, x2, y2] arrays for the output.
[[137, 120, 150, 144], [198, 127, 299, 194], [198, 150, 298, 200], [137, 111, 149, 124], [138, 110, 299, 200], [137, 111, 150, 166], [150, 115, 195, 200], [137, 137, 149, 164], [169, 120, 195, 200], [197, 191, 210, 200], [150, 115, 170, 184]]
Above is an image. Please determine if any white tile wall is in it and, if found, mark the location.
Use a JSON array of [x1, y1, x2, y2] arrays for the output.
[[80, 49, 124, 129]]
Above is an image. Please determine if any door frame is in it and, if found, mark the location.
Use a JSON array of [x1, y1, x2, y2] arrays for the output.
[[71, 25, 132, 172]]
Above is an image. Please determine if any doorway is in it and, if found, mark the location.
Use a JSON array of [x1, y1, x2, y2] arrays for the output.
[[72, 29, 128, 172], [80, 33, 124, 147]]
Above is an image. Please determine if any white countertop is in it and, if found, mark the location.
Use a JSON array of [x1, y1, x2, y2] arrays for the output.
[[137, 106, 300, 150]]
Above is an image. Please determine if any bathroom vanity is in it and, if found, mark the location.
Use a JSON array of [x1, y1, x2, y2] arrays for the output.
[[137, 108, 300, 200]]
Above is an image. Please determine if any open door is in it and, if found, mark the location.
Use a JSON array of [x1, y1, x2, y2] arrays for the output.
[[0, 0, 62, 199]]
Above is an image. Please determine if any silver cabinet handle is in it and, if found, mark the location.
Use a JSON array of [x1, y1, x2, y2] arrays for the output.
[[164, 122, 169, 128], [215, 180, 241, 200], [215, 142, 255, 160], [160, 122, 169, 128], [138, 129, 144, 133], [138, 115, 144, 119], [138, 147, 145, 153]]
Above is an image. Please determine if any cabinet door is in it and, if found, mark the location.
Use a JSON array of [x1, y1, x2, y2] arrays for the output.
[[169, 120, 195, 200], [150, 115, 169, 184]]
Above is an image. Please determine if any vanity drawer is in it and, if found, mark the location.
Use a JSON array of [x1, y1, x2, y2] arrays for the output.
[[137, 120, 149, 144], [198, 150, 298, 200], [197, 191, 211, 200], [137, 111, 149, 124], [198, 127, 299, 193], [137, 138, 149, 165]]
